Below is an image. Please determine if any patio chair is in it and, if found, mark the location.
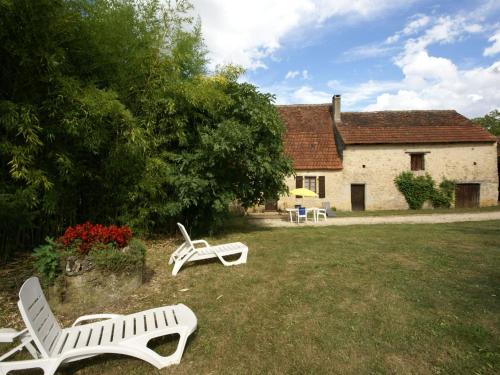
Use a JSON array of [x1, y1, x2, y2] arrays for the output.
[[321, 202, 336, 217], [169, 223, 248, 276], [316, 208, 327, 221], [0, 277, 197, 375], [297, 207, 307, 223]]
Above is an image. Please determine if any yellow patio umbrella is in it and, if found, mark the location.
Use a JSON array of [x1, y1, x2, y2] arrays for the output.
[[289, 188, 318, 197]]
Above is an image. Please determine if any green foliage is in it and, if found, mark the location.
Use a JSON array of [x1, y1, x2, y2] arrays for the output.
[[473, 110, 500, 136], [33, 237, 61, 283], [0, 0, 292, 257], [88, 238, 146, 274], [395, 172, 455, 209], [395, 172, 435, 209], [432, 178, 455, 208]]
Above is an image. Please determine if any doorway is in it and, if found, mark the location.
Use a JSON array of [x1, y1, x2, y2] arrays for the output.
[[351, 184, 365, 211], [455, 183, 480, 208]]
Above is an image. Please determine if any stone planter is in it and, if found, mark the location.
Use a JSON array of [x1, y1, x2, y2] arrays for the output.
[[48, 267, 143, 312]]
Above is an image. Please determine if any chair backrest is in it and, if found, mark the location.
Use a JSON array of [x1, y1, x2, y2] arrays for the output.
[[18, 277, 62, 358], [298, 207, 306, 215], [177, 223, 194, 248]]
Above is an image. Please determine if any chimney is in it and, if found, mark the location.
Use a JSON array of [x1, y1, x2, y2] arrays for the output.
[[332, 94, 341, 123]]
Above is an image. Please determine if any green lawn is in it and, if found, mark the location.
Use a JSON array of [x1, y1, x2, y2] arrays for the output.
[[1, 220, 500, 374], [333, 205, 500, 218]]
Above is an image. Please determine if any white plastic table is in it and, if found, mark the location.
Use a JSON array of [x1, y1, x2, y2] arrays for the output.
[[285, 208, 319, 223]]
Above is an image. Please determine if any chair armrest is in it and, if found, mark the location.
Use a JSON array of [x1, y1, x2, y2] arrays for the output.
[[192, 240, 210, 248], [72, 314, 122, 327], [0, 328, 28, 343]]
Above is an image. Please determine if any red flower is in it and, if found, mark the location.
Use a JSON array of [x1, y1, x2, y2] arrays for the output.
[[58, 222, 132, 254]]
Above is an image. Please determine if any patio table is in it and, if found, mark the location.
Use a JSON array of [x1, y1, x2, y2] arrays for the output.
[[285, 208, 319, 223]]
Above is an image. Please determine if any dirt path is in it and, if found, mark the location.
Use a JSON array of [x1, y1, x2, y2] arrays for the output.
[[251, 211, 500, 227]]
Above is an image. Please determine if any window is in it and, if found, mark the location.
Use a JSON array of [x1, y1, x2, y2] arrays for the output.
[[297, 175, 325, 198], [304, 176, 316, 192], [411, 153, 425, 171]]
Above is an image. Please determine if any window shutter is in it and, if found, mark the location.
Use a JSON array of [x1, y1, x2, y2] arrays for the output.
[[411, 154, 425, 171], [318, 176, 325, 198], [295, 176, 303, 198]]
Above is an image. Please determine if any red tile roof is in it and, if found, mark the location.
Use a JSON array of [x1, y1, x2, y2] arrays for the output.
[[336, 110, 496, 145], [277, 105, 342, 170], [278, 105, 496, 171]]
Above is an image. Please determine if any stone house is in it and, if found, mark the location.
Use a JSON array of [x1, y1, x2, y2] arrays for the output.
[[272, 95, 498, 211]]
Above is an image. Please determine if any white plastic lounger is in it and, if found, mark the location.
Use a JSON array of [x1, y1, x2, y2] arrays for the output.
[[169, 223, 248, 276], [0, 277, 196, 375]]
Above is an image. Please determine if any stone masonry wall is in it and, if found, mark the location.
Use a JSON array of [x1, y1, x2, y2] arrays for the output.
[[277, 142, 498, 211]]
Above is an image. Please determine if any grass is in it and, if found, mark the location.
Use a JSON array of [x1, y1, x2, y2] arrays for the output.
[[332, 205, 500, 218], [1, 220, 500, 374]]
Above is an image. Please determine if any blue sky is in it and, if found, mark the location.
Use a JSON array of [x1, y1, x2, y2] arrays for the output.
[[193, 0, 500, 117]]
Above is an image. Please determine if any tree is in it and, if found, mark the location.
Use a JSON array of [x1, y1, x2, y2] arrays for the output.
[[0, 0, 293, 258], [124, 64, 293, 234], [473, 110, 500, 136]]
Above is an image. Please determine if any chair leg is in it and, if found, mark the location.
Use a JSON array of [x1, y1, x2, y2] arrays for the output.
[[172, 259, 186, 276], [214, 249, 248, 266], [126, 328, 190, 369], [0, 358, 58, 375]]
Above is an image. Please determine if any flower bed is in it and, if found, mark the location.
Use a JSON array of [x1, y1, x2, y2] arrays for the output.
[[33, 222, 146, 305]]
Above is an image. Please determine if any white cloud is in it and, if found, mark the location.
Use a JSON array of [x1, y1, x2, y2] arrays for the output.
[[192, 0, 417, 69], [342, 13, 482, 62], [484, 29, 500, 56], [259, 5, 500, 116], [363, 15, 500, 117], [337, 80, 404, 107], [291, 86, 331, 103], [386, 14, 430, 44], [285, 70, 300, 79], [364, 61, 500, 116], [285, 69, 310, 80], [340, 43, 395, 61]]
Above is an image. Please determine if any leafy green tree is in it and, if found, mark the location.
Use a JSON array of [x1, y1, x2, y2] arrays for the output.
[[473, 109, 500, 136], [125, 64, 293, 234], [0, 0, 293, 259]]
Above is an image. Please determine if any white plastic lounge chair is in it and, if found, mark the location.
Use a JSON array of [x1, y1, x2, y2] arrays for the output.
[[169, 223, 248, 276], [0, 277, 196, 375]]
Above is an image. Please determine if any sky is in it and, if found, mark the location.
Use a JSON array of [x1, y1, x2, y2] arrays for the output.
[[191, 0, 500, 118]]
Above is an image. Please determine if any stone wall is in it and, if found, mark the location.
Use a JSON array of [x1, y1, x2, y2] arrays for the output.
[[277, 142, 498, 211]]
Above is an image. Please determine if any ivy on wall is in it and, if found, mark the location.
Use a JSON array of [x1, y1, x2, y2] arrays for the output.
[[394, 172, 455, 209]]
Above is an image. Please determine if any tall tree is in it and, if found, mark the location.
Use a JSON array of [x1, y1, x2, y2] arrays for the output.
[[0, 0, 293, 259]]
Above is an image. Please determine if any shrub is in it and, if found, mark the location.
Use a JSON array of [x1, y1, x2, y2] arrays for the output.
[[60, 222, 132, 254], [88, 238, 146, 274], [395, 172, 455, 210], [431, 179, 455, 208], [394, 172, 435, 209], [33, 237, 61, 283]]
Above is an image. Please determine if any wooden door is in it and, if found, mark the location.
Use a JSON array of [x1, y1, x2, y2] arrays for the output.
[[264, 200, 278, 211], [351, 184, 365, 211], [455, 184, 480, 208]]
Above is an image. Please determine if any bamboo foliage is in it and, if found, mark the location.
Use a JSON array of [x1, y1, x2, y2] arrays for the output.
[[0, 0, 293, 260]]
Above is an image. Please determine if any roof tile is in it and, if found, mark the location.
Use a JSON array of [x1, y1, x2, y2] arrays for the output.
[[278, 105, 342, 170], [278, 105, 496, 171], [337, 110, 496, 144]]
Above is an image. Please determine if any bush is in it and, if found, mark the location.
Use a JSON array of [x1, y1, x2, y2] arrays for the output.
[[33, 237, 61, 283], [59, 222, 132, 255], [394, 172, 435, 209], [88, 238, 146, 274], [395, 172, 455, 209]]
